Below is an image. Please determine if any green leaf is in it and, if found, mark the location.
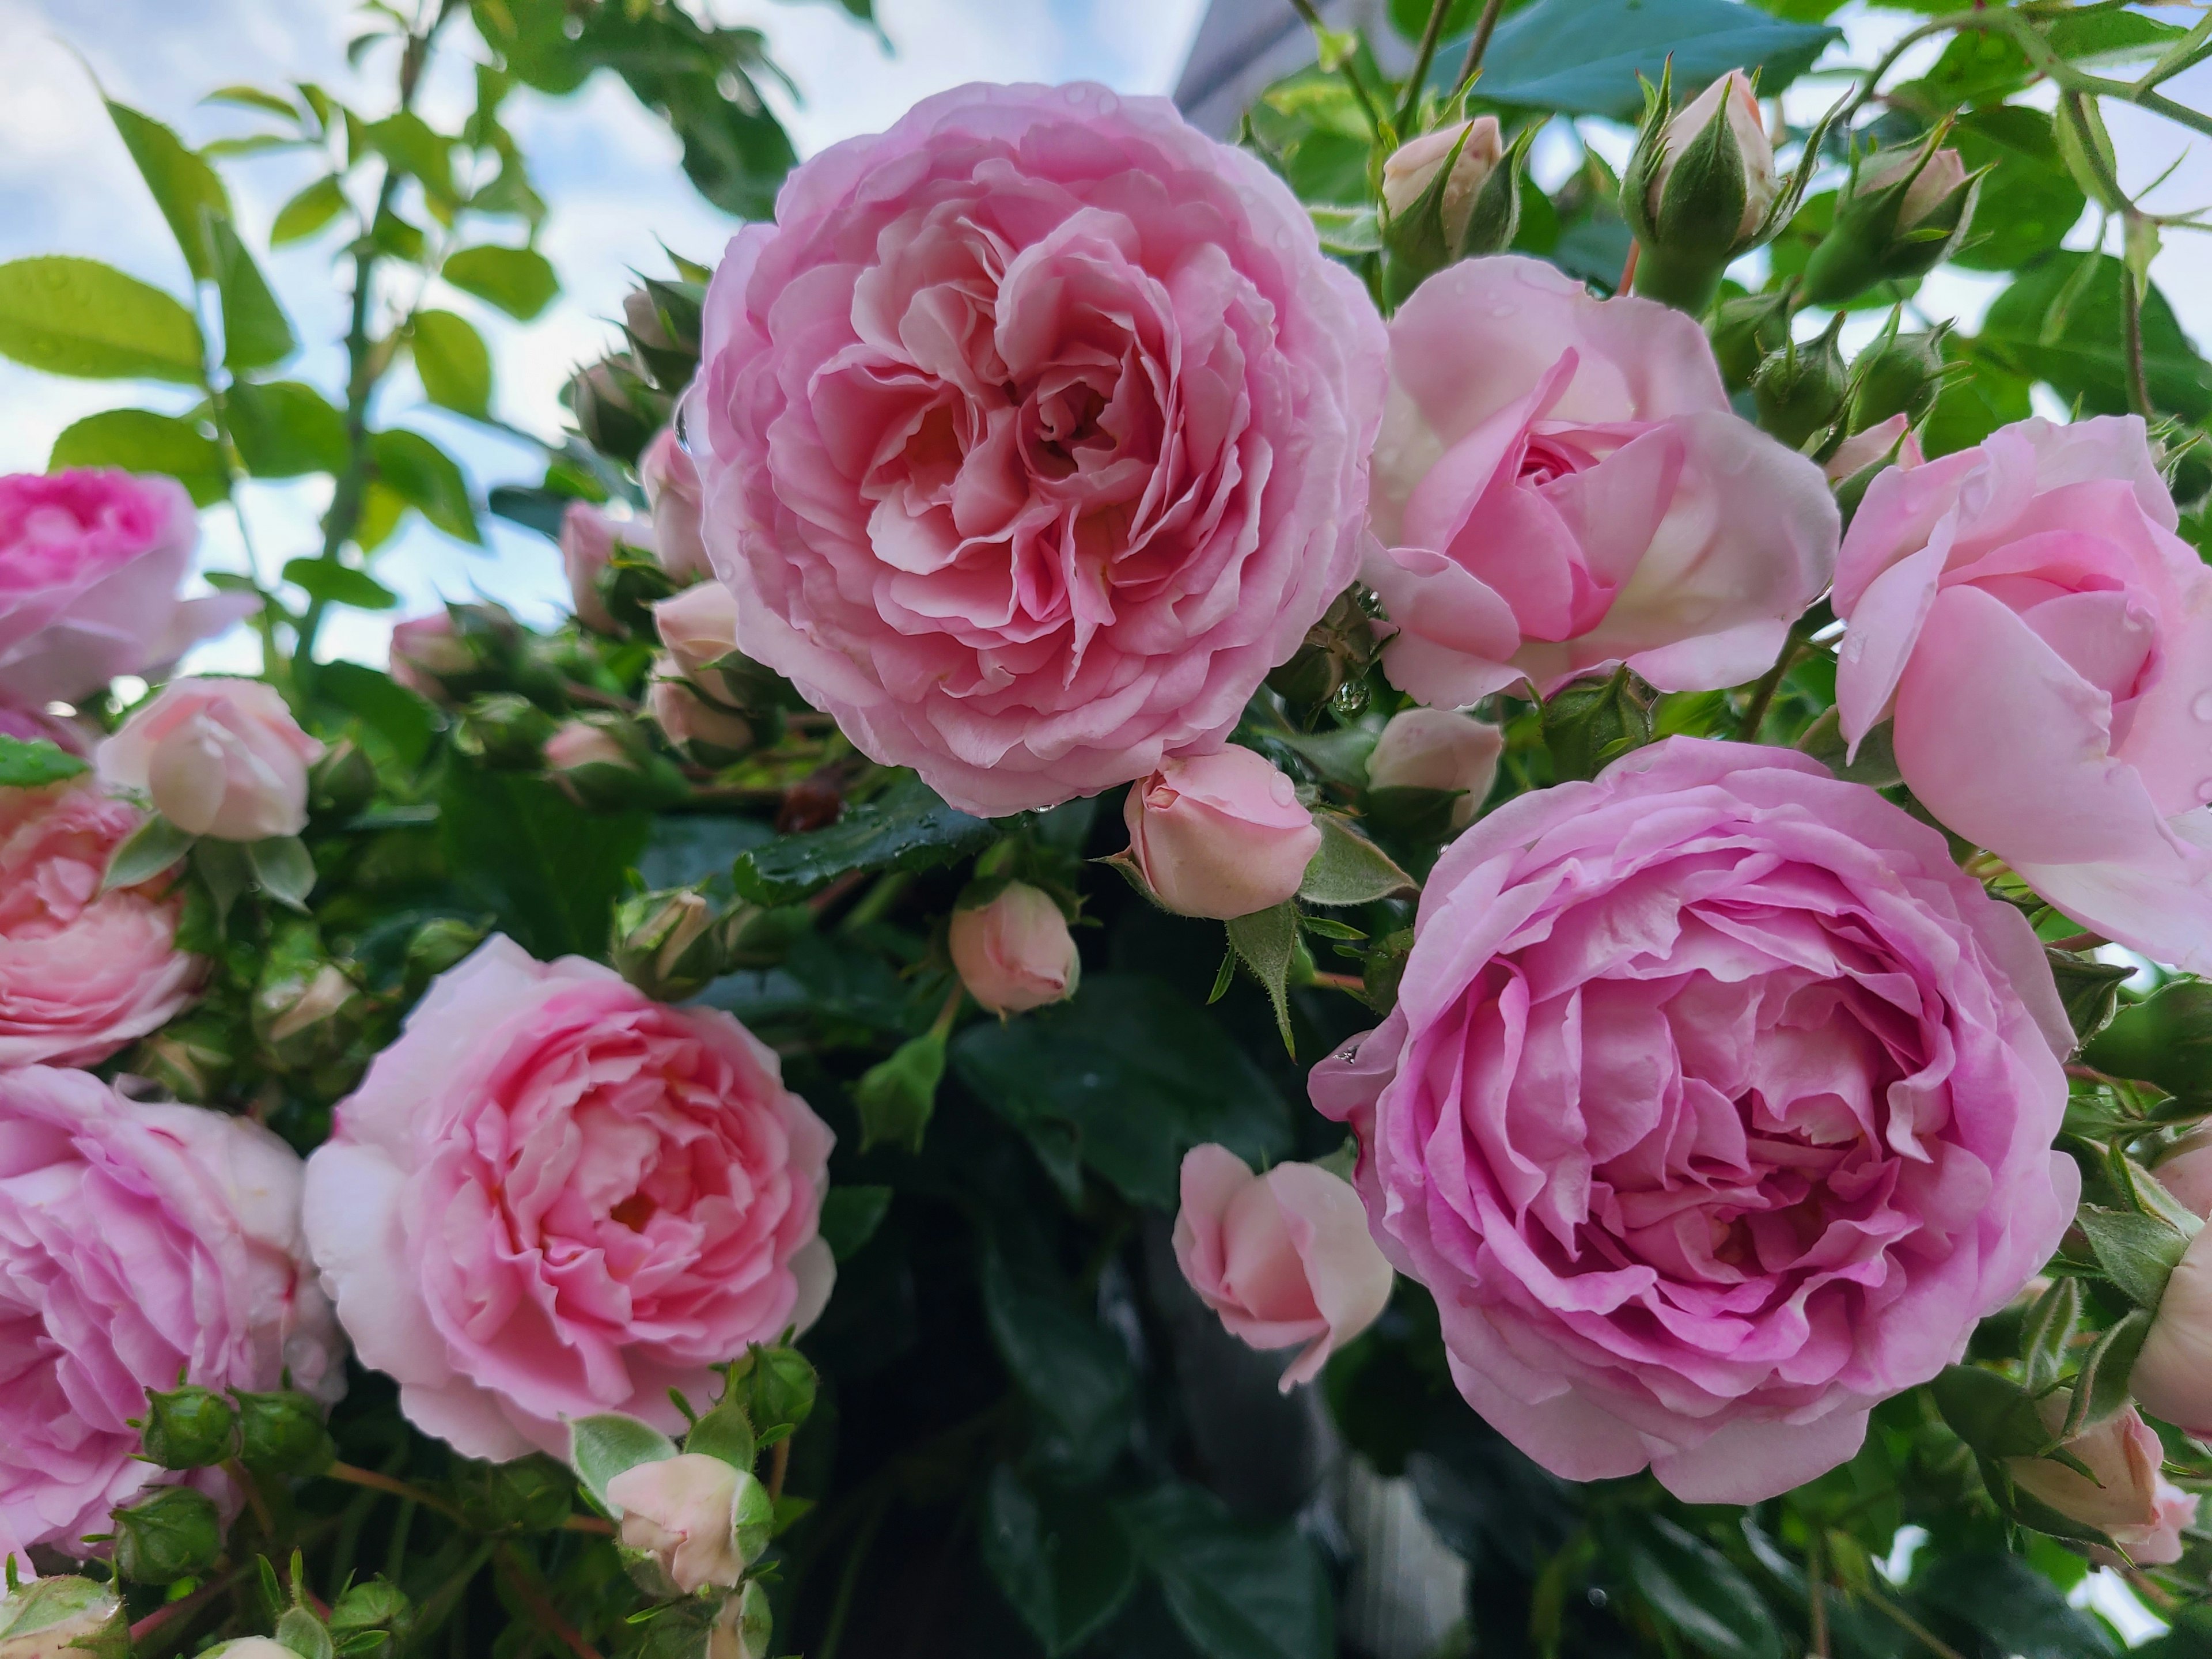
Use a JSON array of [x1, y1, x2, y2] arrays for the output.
[[635, 67, 796, 222], [274, 1606, 335, 1659], [441, 244, 558, 320], [2044, 9, 2187, 71], [1308, 204, 1381, 257], [2077, 1206, 2190, 1309], [0, 736, 87, 789], [731, 774, 991, 906], [282, 558, 398, 612], [366, 111, 455, 202], [103, 814, 196, 891], [105, 100, 230, 282], [0, 256, 204, 383], [409, 309, 492, 418], [1619, 1517, 1783, 1659], [1435, 0, 1838, 119], [1118, 1484, 1331, 1659], [852, 1028, 946, 1154], [440, 769, 648, 958], [49, 410, 226, 506], [2044, 947, 2133, 1050], [1299, 813, 1415, 906], [818, 1185, 891, 1262], [369, 428, 480, 544], [1896, 28, 2034, 110], [204, 85, 304, 120], [271, 175, 349, 246], [951, 974, 1292, 1209], [314, 660, 438, 769], [203, 213, 296, 371], [247, 835, 316, 910], [1907, 1551, 2118, 1659], [1930, 1363, 2055, 1462], [1947, 107, 2086, 272], [2064, 1309, 2152, 1437], [1982, 251, 2212, 422], [681, 1401, 755, 1471], [980, 1250, 1135, 1485], [2082, 977, 2212, 1095], [567, 1414, 677, 1512], [2021, 1277, 2081, 1395], [1923, 333, 2033, 458], [983, 1464, 1138, 1656], [228, 380, 347, 477], [1226, 902, 1298, 1055]]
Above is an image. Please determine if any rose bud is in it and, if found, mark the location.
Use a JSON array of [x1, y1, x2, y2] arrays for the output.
[[1801, 142, 1977, 306], [0, 1575, 126, 1659], [1849, 323, 1949, 433], [111, 1485, 221, 1583], [1123, 747, 1320, 921], [710, 1582, 771, 1659], [388, 612, 472, 703], [648, 671, 755, 762], [453, 693, 558, 770], [328, 1580, 410, 1646], [727, 1344, 817, 1438], [134, 1384, 237, 1469], [232, 1387, 336, 1476], [1383, 118, 1505, 249], [2156, 1128, 2212, 1218], [404, 918, 486, 997], [1653, 70, 1775, 239], [252, 927, 365, 1073], [1380, 116, 1522, 301], [604, 1452, 773, 1595], [560, 502, 653, 636], [1366, 709, 1503, 831], [2006, 1399, 2198, 1566], [546, 718, 683, 811], [1822, 414, 1925, 486], [96, 677, 324, 841], [612, 887, 732, 1003], [1172, 1145, 1393, 1391], [1752, 314, 1850, 451], [202, 1643, 298, 1659], [641, 429, 712, 582], [569, 354, 669, 468], [2120, 1156, 2212, 1440], [1624, 67, 1777, 311], [949, 881, 1080, 1016]]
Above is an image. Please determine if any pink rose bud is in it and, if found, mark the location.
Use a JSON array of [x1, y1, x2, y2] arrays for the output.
[[560, 502, 652, 635], [203, 1642, 300, 1659], [1366, 708, 1503, 830], [1652, 69, 1777, 240], [604, 1452, 770, 1594], [648, 670, 755, 759], [97, 678, 324, 842], [1821, 412, 1925, 484], [2006, 1398, 2198, 1566], [2156, 1127, 2212, 1219], [1172, 1145, 1393, 1391], [543, 719, 636, 774], [1381, 116, 1505, 248], [949, 882, 1080, 1016], [387, 612, 471, 703], [641, 429, 712, 583], [652, 582, 743, 703], [1123, 747, 1320, 921], [1858, 143, 1969, 232], [2124, 1192, 2212, 1440]]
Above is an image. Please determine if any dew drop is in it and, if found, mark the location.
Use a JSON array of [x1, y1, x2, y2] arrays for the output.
[[2198, 777, 2212, 804], [2192, 690, 2212, 722]]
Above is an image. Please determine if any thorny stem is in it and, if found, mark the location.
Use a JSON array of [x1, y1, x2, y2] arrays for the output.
[[1456, 0, 1508, 93], [322, 1460, 466, 1524]]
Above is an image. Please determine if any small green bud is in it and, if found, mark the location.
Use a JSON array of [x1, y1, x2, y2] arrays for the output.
[[131, 1016, 241, 1105], [1540, 665, 1655, 783], [1380, 116, 1522, 305], [1800, 140, 1978, 307], [543, 717, 685, 811], [1624, 67, 1781, 313], [1751, 316, 1850, 452], [453, 694, 558, 770], [852, 1030, 946, 1155], [403, 917, 487, 995], [1264, 590, 1378, 725], [1849, 323, 1949, 433], [112, 1486, 222, 1584], [232, 1389, 335, 1477], [251, 926, 365, 1075], [137, 1385, 237, 1469], [1709, 290, 1793, 388], [328, 1578, 410, 1641], [713, 1582, 773, 1659], [611, 887, 740, 1003], [727, 1344, 817, 1440], [0, 1574, 127, 1659], [568, 354, 669, 468]]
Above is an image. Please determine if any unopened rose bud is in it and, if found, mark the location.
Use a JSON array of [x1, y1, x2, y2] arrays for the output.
[[253, 931, 363, 1071], [1384, 118, 1505, 248], [949, 882, 1080, 1016], [1801, 141, 1978, 306], [453, 693, 558, 770], [623, 281, 704, 395], [1626, 67, 1778, 312], [569, 355, 669, 468], [544, 719, 632, 774], [309, 738, 376, 819], [1540, 665, 1654, 781], [604, 1453, 772, 1595], [112, 1486, 221, 1583], [388, 613, 472, 704], [97, 678, 324, 842], [1123, 747, 1319, 921], [641, 429, 712, 582], [1652, 70, 1775, 240], [1173, 1145, 1393, 1391], [728, 1344, 817, 1438], [710, 1582, 772, 1659], [561, 502, 653, 637], [0, 1576, 126, 1659], [132, 1016, 239, 1105], [2157, 1128, 2212, 1218], [1266, 590, 1377, 718], [135, 1385, 237, 1469], [200, 1642, 297, 1659], [546, 718, 682, 810], [612, 887, 736, 1002], [1366, 709, 1503, 831], [404, 918, 486, 995], [1849, 324, 1949, 433], [649, 672, 755, 762], [1709, 289, 1793, 388], [2006, 1397, 2198, 1566], [233, 1388, 335, 1476], [2124, 1183, 2212, 1442], [1752, 315, 1850, 451]]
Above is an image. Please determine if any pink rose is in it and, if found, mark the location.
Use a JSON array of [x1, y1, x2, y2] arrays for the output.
[[561, 502, 652, 636], [97, 678, 323, 842], [0, 708, 89, 756], [388, 613, 468, 703], [0, 779, 203, 1068], [652, 583, 745, 706], [1823, 413, 1925, 484], [604, 1452, 767, 1594], [648, 671, 755, 757], [1365, 707, 1502, 830], [948, 881, 1080, 1015], [0, 471, 252, 710], [1365, 256, 1837, 707], [1834, 415, 2212, 970], [1123, 746, 1320, 921], [2156, 1127, 2212, 1219], [1381, 117, 1505, 247], [543, 719, 637, 774], [1857, 144, 1970, 233], [0, 1066, 340, 1551], [2007, 1400, 2197, 1566], [1172, 1145, 1393, 1391], [1650, 70, 1777, 241], [692, 81, 1387, 815], [301, 935, 835, 1460], [640, 429, 711, 584], [1310, 737, 2076, 1502]]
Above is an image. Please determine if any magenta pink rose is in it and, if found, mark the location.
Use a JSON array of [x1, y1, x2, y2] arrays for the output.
[[0, 779, 203, 1068], [0, 471, 251, 710], [0, 1066, 340, 1551], [1835, 415, 2212, 971], [1310, 737, 2075, 1502], [97, 678, 324, 842], [301, 935, 835, 1460], [1365, 257, 1837, 706], [692, 82, 1387, 815]]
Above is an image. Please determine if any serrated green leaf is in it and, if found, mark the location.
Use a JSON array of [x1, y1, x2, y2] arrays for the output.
[[229, 380, 347, 477], [1228, 901, 1299, 1055], [204, 212, 296, 370], [274, 1607, 335, 1659], [0, 737, 87, 789], [0, 257, 204, 383], [440, 769, 648, 958], [732, 774, 991, 906], [106, 100, 230, 282], [271, 175, 349, 246], [1118, 1483, 1332, 1659], [567, 1414, 677, 1512], [441, 244, 558, 320], [2077, 1206, 2190, 1308], [1299, 813, 1416, 907], [49, 409, 226, 506], [103, 814, 196, 891], [410, 308, 491, 418], [369, 428, 479, 543]]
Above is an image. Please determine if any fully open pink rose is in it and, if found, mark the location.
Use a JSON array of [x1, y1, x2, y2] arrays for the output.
[[302, 936, 835, 1460], [641, 430, 711, 583], [1365, 257, 1837, 707], [98, 678, 323, 842], [1310, 738, 2075, 1502], [1834, 415, 2212, 970], [0, 471, 251, 711], [0, 1066, 340, 1551], [1124, 745, 1319, 920], [692, 81, 1387, 815], [1173, 1144, 1393, 1390], [0, 779, 203, 1068]]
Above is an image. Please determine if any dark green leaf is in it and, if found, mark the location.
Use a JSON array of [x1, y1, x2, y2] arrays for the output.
[[410, 308, 492, 418], [1299, 813, 1415, 906], [983, 1465, 1139, 1656], [2083, 977, 2212, 1095], [2065, 1308, 2151, 1436], [951, 975, 1292, 1209], [488, 483, 575, 540], [369, 428, 480, 543], [438, 768, 649, 958], [103, 814, 196, 891], [204, 213, 296, 370], [441, 244, 558, 320], [731, 774, 991, 906], [1895, 29, 2033, 109], [1923, 333, 2032, 457], [980, 1251, 1135, 1486], [0, 256, 204, 383], [1226, 902, 1298, 1055], [628, 65, 795, 222], [1908, 1551, 2118, 1659], [228, 380, 347, 477], [1948, 107, 2086, 272], [853, 1028, 946, 1154], [314, 660, 438, 770], [0, 736, 87, 788], [1619, 1516, 1784, 1659], [1118, 1484, 1331, 1659], [282, 557, 397, 612], [681, 1401, 754, 1470], [49, 410, 226, 506], [817, 1185, 891, 1262], [271, 175, 349, 246], [1982, 251, 2212, 422], [1931, 1363, 2056, 1461], [2077, 1206, 2190, 1308], [105, 101, 230, 282]]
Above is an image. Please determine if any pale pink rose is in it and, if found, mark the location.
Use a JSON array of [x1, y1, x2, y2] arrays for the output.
[[1834, 415, 2212, 971], [0, 1066, 340, 1552], [302, 935, 835, 1460], [647, 672, 754, 756], [1310, 738, 2076, 1503], [1652, 70, 1777, 240], [1382, 117, 1505, 247], [2157, 1127, 2212, 1219], [1823, 413, 1925, 484], [1172, 1145, 1393, 1391], [97, 678, 323, 842], [604, 1452, 757, 1593], [560, 502, 652, 635], [640, 429, 711, 583], [203, 1643, 298, 1659], [692, 82, 1387, 816], [0, 471, 252, 709], [0, 780, 203, 1068], [2008, 1399, 2198, 1566], [2127, 1222, 2212, 1439], [1366, 257, 1836, 709], [1123, 747, 1320, 921], [1857, 145, 1969, 230], [652, 582, 744, 705], [542, 719, 632, 773], [1366, 707, 1502, 830], [949, 882, 1080, 1015], [388, 612, 467, 703]]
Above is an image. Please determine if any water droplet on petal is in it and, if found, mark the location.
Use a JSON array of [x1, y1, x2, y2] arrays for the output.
[[2198, 777, 2212, 804], [2192, 690, 2212, 722]]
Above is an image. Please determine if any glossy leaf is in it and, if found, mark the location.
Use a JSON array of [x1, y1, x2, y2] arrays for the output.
[[2082, 978, 2212, 1096], [204, 213, 296, 370], [1619, 1516, 1784, 1659], [0, 257, 204, 383], [366, 111, 455, 203], [247, 835, 316, 911], [282, 558, 398, 612], [1299, 814, 1415, 906], [438, 769, 649, 959], [980, 1251, 1135, 1486], [228, 380, 347, 477], [49, 410, 226, 506], [1981, 251, 2212, 422], [369, 428, 480, 543], [0, 737, 87, 789], [103, 814, 196, 892], [1948, 107, 2085, 272], [314, 660, 438, 770], [731, 774, 991, 906], [441, 244, 558, 320], [271, 175, 349, 245], [983, 1464, 1139, 1655], [105, 100, 230, 281], [1118, 1484, 1331, 1659], [410, 308, 492, 418], [818, 1185, 891, 1262]]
